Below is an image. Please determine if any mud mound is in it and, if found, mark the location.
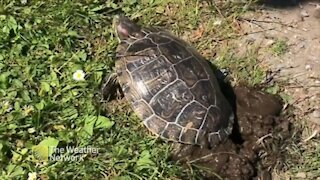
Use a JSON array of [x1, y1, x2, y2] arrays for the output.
[[171, 85, 291, 180]]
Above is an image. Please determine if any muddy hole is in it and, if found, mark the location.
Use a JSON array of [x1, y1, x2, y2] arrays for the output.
[[102, 75, 294, 180], [170, 82, 294, 180]]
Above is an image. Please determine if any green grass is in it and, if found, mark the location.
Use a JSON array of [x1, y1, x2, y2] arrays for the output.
[[0, 0, 317, 179], [271, 39, 288, 56], [215, 48, 266, 86], [0, 0, 232, 179], [281, 122, 320, 179], [0, 1, 194, 179]]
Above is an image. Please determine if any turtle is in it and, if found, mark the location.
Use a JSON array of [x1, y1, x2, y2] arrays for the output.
[[103, 15, 234, 148]]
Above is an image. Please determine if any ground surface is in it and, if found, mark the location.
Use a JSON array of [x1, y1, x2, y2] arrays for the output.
[[0, 0, 319, 179], [239, 0, 320, 132], [235, 2, 320, 178]]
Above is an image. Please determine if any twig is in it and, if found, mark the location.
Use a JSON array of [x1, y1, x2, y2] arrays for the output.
[[290, 94, 318, 105], [303, 129, 319, 142], [256, 133, 273, 147], [211, 2, 226, 19], [188, 151, 244, 164], [242, 27, 276, 35], [238, 17, 296, 28], [240, 17, 266, 29]]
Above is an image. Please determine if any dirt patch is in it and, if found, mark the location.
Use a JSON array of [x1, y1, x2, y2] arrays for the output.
[[170, 2, 320, 178], [171, 85, 290, 180], [236, 1, 320, 133]]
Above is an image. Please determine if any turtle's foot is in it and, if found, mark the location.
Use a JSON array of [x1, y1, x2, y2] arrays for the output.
[[101, 72, 123, 102], [100, 72, 129, 115]]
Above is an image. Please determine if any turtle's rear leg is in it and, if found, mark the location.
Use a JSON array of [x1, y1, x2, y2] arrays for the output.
[[101, 73, 130, 114], [101, 72, 124, 102]]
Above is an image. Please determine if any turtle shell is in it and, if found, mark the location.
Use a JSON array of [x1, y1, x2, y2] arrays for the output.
[[114, 16, 234, 148]]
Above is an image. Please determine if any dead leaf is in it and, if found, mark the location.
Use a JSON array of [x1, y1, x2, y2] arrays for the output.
[[191, 24, 205, 41]]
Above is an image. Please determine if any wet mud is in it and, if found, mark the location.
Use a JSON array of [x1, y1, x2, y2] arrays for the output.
[[101, 77, 293, 179], [171, 84, 292, 180]]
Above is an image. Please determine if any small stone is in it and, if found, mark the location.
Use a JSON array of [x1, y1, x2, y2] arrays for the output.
[[265, 39, 275, 47], [314, 5, 320, 18], [315, 80, 320, 84], [312, 110, 320, 118], [305, 64, 312, 70], [296, 172, 307, 178], [309, 110, 320, 125], [298, 43, 306, 49], [300, 10, 309, 17]]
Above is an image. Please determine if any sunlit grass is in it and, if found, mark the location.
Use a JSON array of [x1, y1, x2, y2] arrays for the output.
[[0, 0, 317, 179]]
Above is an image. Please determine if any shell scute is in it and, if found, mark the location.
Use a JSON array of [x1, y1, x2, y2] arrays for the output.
[[114, 16, 234, 147]]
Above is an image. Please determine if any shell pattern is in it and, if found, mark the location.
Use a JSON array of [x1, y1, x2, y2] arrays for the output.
[[115, 17, 234, 148]]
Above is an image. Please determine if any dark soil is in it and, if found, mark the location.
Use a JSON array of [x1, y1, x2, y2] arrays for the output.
[[171, 84, 292, 180]]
